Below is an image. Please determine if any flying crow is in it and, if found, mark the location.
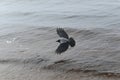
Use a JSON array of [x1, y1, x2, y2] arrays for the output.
[[56, 28, 75, 54]]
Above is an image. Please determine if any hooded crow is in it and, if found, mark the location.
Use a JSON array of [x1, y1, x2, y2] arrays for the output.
[[56, 28, 75, 54]]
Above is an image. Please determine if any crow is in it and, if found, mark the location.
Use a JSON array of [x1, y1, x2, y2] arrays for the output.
[[56, 28, 75, 54]]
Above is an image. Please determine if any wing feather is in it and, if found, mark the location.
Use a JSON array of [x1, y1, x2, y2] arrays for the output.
[[55, 42, 69, 54], [57, 28, 69, 39]]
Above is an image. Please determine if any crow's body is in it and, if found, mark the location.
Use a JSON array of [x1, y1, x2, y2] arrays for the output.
[[56, 28, 76, 54]]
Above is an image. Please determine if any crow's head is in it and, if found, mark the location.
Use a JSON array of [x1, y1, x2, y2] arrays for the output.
[[56, 39, 60, 43]]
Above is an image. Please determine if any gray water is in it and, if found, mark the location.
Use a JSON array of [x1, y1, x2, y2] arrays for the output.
[[0, 0, 120, 29], [0, 0, 120, 78]]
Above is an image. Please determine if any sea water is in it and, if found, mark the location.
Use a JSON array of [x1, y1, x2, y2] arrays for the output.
[[0, 0, 120, 29]]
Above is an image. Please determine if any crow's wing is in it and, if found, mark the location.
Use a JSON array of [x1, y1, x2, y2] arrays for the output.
[[69, 37, 76, 47], [57, 28, 69, 39], [55, 42, 69, 54]]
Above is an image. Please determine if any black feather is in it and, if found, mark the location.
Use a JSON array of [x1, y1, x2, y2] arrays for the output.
[[55, 42, 69, 54], [57, 28, 69, 39], [69, 37, 75, 47]]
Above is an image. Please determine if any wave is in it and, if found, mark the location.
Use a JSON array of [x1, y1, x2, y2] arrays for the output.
[[0, 27, 120, 77]]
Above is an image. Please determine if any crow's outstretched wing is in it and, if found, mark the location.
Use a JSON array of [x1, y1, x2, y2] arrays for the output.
[[55, 43, 69, 54], [57, 28, 69, 39]]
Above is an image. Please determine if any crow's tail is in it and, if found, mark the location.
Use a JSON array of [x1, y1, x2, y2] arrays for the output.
[[69, 37, 75, 47]]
